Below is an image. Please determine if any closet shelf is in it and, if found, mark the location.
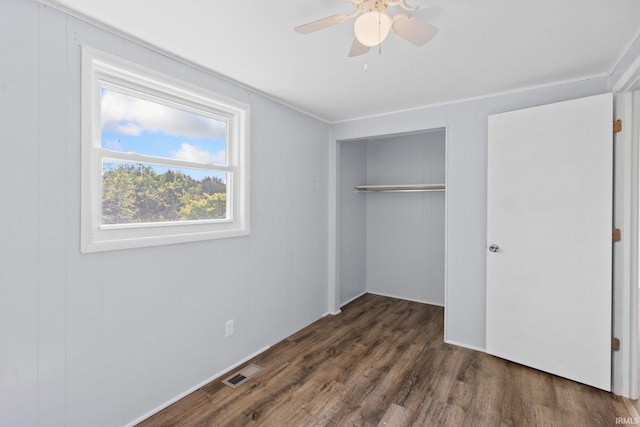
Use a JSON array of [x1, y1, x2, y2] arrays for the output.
[[355, 184, 446, 193]]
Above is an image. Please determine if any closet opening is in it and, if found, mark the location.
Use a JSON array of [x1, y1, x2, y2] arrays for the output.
[[337, 128, 446, 309]]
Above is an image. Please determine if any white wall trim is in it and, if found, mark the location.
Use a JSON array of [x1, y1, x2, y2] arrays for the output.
[[610, 28, 640, 84], [614, 53, 640, 93], [366, 291, 445, 308], [612, 29, 640, 73], [612, 90, 640, 399], [328, 128, 340, 314], [322, 310, 342, 317], [443, 126, 450, 344], [124, 345, 270, 427], [627, 91, 640, 400], [340, 291, 368, 308], [444, 339, 486, 354]]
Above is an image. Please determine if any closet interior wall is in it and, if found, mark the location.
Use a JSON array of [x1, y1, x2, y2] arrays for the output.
[[338, 129, 446, 307]]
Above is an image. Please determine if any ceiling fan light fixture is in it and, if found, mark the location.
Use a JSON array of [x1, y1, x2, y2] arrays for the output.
[[354, 11, 391, 47]]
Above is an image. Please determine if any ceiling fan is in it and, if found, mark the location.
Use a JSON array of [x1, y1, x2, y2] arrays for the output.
[[295, 0, 438, 57]]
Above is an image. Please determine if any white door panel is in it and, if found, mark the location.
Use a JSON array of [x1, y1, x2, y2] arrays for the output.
[[486, 93, 613, 390]]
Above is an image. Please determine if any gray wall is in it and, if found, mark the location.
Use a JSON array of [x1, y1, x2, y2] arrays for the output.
[[365, 131, 445, 304], [0, 1, 329, 426], [338, 140, 367, 305]]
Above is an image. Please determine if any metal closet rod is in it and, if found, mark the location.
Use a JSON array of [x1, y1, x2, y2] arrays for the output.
[[355, 184, 446, 193]]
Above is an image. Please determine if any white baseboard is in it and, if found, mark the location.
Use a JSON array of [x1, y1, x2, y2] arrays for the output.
[[125, 345, 270, 427], [366, 291, 445, 307], [339, 291, 367, 308], [444, 338, 486, 353], [322, 310, 342, 316]]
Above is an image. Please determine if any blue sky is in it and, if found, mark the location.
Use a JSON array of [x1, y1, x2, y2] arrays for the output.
[[101, 88, 227, 181]]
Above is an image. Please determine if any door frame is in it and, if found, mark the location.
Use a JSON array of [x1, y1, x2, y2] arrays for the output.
[[612, 60, 640, 398]]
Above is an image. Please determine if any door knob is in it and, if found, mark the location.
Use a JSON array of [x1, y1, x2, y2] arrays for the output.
[[489, 244, 499, 253]]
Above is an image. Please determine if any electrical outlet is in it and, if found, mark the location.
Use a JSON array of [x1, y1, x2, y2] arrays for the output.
[[225, 319, 234, 338]]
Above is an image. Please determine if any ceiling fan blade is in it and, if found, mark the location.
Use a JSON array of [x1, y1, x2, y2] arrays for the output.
[[392, 14, 438, 46], [348, 36, 370, 57], [295, 13, 352, 34]]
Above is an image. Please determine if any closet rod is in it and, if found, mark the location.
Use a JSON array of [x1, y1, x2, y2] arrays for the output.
[[355, 184, 445, 193]]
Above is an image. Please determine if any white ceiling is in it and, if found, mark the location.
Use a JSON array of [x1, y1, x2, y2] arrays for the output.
[[46, 0, 640, 122]]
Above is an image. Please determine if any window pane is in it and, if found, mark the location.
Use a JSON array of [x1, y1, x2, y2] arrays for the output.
[[101, 88, 227, 165], [102, 162, 227, 225]]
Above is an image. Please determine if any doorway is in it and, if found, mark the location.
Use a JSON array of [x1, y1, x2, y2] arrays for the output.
[[337, 129, 446, 308]]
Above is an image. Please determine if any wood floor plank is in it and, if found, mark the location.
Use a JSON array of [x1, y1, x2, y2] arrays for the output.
[[137, 293, 635, 427], [377, 404, 411, 427]]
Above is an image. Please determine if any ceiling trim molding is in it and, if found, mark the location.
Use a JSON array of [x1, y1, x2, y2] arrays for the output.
[[332, 73, 610, 125], [613, 54, 640, 93], [609, 27, 640, 77]]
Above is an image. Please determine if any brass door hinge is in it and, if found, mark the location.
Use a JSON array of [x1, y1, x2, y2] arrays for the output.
[[612, 337, 621, 351], [613, 228, 621, 242], [614, 119, 622, 133]]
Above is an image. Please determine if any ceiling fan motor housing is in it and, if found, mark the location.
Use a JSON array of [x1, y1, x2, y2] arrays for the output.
[[358, 0, 387, 13], [354, 1, 392, 47]]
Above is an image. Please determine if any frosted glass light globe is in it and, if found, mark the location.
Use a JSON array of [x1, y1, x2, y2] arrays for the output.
[[354, 11, 391, 47]]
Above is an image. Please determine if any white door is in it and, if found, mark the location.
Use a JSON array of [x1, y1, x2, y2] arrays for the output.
[[486, 93, 613, 391]]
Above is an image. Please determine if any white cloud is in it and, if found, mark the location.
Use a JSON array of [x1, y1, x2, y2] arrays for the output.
[[103, 139, 124, 152], [171, 143, 226, 165], [101, 89, 226, 139]]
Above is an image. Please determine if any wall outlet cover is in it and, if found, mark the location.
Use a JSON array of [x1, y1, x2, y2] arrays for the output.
[[225, 319, 234, 337]]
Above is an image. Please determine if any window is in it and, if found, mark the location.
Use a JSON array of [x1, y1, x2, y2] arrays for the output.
[[81, 46, 250, 253]]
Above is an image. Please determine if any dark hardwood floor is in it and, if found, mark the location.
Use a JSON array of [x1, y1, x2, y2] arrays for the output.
[[138, 294, 633, 426]]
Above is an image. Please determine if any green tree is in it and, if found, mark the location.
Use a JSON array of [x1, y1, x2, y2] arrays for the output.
[[131, 164, 163, 222], [156, 169, 196, 221], [102, 165, 136, 224], [101, 163, 227, 224], [200, 176, 226, 195], [179, 193, 227, 220]]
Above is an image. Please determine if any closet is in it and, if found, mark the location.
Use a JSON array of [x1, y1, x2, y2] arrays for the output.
[[338, 129, 446, 307]]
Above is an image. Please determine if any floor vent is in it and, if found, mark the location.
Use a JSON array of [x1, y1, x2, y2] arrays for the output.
[[222, 363, 264, 389]]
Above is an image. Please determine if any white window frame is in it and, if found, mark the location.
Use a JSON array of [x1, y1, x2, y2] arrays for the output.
[[81, 46, 250, 253]]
